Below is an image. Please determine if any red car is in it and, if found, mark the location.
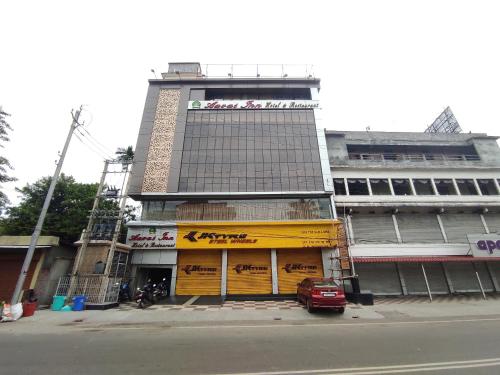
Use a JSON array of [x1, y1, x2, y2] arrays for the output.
[[297, 278, 347, 313]]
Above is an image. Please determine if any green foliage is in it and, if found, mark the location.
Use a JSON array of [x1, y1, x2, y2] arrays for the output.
[[0, 174, 106, 243], [0, 106, 17, 209], [115, 146, 134, 163]]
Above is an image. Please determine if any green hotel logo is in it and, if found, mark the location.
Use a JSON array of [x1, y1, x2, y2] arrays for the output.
[[191, 100, 201, 109]]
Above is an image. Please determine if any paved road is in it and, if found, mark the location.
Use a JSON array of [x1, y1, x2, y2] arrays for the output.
[[2, 315, 500, 374]]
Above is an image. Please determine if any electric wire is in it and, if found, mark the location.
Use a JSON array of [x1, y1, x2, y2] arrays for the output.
[[79, 126, 117, 158], [74, 130, 110, 160], [76, 128, 115, 160]]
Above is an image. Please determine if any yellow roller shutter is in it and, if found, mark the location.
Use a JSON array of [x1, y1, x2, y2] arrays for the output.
[[277, 248, 324, 294], [176, 250, 221, 295], [227, 249, 272, 295]]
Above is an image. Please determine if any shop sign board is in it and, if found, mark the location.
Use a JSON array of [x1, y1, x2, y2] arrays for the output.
[[176, 220, 340, 249], [188, 100, 319, 110], [467, 234, 500, 257], [126, 227, 177, 249]]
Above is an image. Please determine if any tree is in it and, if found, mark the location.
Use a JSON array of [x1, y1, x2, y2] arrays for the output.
[[0, 174, 107, 244], [0, 106, 17, 209], [114, 146, 134, 163]]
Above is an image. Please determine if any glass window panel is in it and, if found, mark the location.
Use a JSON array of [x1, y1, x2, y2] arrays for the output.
[[370, 179, 391, 195], [347, 179, 369, 195], [413, 179, 435, 195], [392, 179, 413, 195], [434, 179, 457, 195], [456, 179, 479, 195], [477, 179, 499, 195]]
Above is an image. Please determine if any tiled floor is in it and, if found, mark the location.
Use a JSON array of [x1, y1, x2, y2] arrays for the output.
[[117, 300, 305, 311], [374, 294, 500, 304]]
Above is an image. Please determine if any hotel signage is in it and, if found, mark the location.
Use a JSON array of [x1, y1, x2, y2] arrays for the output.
[[126, 227, 177, 249], [467, 234, 500, 257], [188, 100, 319, 110]]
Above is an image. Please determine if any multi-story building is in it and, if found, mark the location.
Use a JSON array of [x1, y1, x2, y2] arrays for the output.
[[326, 129, 500, 296], [127, 62, 343, 297]]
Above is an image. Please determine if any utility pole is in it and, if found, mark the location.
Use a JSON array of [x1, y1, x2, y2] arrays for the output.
[[10, 107, 83, 304]]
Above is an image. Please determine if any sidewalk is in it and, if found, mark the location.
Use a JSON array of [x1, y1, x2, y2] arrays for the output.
[[3, 296, 500, 335]]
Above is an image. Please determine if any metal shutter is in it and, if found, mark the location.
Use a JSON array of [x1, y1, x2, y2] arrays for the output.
[[474, 262, 495, 292], [444, 262, 480, 292], [351, 214, 398, 244], [485, 214, 500, 234], [176, 250, 221, 295], [487, 262, 500, 291], [440, 214, 486, 243], [227, 250, 272, 295], [397, 214, 444, 243], [277, 248, 323, 294], [399, 263, 427, 295], [356, 263, 402, 295], [424, 263, 449, 294]]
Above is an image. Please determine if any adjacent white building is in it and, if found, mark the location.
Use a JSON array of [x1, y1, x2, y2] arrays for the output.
[[326, 130, 500, 296]]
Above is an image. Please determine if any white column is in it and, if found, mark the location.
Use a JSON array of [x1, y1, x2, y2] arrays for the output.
[[344, 178, 350, 196], [473, 179, 483, 196], [221, 249, 228, 296], [388, 178, 395, 195], [409, 178, 417, 195], [271, 249, 279, 294], [430, 178, 439, 195], [347, 215, 355, 244], [392, 214, 402, 243], [366, 178, 373, 196], [170, 265, 177, 296], [480, 214, 490, 234], [494, 179, 500, 195], [330, 195, 338, 219], [452, 179, 461, 195], [436, 214, 448, 243]]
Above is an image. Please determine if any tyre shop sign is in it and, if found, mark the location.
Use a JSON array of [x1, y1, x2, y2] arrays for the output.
[[188, 100, 319, 110], [126, 227, 176, 249], [467, 234, 500, 257]]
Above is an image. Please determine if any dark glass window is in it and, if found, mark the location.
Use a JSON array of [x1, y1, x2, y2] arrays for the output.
[[413, 179, 434, 195], [456, 179, 479, 195], [347, 179, 369, 195], [477, 179, 499, 195], [370, 179, 391, 195], [333, 179, 346, 195], [392, 179, 413, 195], [434, 179, 457, 195]]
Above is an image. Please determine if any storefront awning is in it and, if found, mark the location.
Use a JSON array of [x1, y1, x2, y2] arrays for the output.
[[353, 256, 500, 263]]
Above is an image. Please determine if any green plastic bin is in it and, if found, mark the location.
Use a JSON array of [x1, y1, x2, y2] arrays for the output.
[[51, 296, 66, 311]]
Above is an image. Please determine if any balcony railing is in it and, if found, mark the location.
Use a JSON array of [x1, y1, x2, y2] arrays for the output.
[[348, 153, 481, 162]]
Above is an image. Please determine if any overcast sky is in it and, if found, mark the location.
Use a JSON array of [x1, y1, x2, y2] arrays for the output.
[[1, 0, 499, 205]]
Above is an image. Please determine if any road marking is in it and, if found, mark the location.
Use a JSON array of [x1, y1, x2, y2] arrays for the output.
[[207, 357, 500, 375], [76, 316, 500, 331]]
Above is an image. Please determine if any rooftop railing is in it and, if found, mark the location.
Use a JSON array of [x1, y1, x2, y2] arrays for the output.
[[348, 153, 481, 162], [202, 64, 316, 79]]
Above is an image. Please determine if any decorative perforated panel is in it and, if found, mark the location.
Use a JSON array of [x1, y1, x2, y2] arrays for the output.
[[142, 89, 180, 192]]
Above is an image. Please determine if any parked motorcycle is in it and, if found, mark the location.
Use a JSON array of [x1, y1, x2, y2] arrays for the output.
[[135, 279, 156, 309], [119, 280, 131, 302], [156, 277, 169, 299]]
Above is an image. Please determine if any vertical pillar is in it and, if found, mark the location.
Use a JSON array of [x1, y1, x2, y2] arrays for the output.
[[421, 263, 433, 302], [366, 178, 373, 196], [494, 178, 500, 194], [486, 262, 500, 292], [392, 214, 402, 243], [442, 263, 455, 294], [388, 178, 395, 195], [271, 249, 279, 295], [430, 178, 439, 195], [473, 179, 483, 196], [347, 215, 355, 244], [396, 263, 408, 295], [408, 178, 417, 196], [170, 265, 177, 296], [480, 214, 490, 234], [452, 179, 461, 195], [436, 214, 448, 243], [221, 249, 228, 296], [344, 178, 350, 196]]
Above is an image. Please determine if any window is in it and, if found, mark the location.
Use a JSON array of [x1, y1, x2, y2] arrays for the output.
[[370, 179, 391, 195], [477, 179, 499, 195], [413, 179, 434, 195], [347, 179, 369, 195], [456, 179, 479, 195], [392, 179, 412, 195], [434, 179, 457, 195], [333, 179, 347, 195]]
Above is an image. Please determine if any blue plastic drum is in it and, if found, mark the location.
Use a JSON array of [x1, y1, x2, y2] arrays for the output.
[[72, 295, 86, 311]]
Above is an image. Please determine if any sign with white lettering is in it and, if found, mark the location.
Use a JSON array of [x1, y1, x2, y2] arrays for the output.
[[188, 100, 319, 110], [467, 234, 500, 257], [126, 227, 177, 249]]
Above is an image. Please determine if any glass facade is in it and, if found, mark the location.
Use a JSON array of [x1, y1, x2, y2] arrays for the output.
[[142, 198, 332, 221], [179, 109, 323, 192]]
